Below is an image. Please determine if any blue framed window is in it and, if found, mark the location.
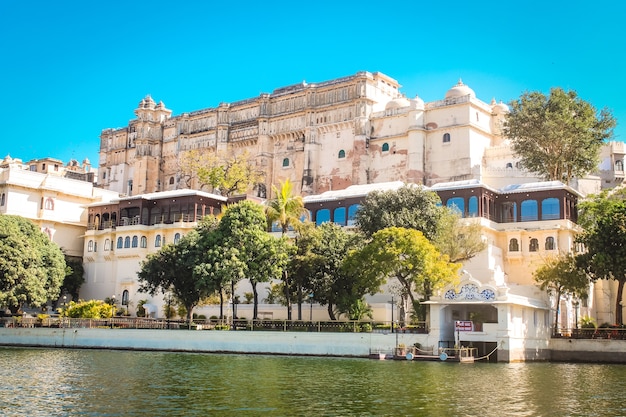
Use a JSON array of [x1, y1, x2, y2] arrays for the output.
[[334, 207, 346, 225], [447, 197, 465, 216], [521, 200, 538, 221], [282, 158, 289, 167], [124, 236, 131, 248], [541, 198, 560, 220], [117, 237, 123, 249], [316, 209, 331, 225], [155, 235, 162, 247], [132, 236, 138, 248], [347, 204, 360, 226], [468, 196, 478, 217], [382, 143, 390, 152], [338, 150, 346, 159]]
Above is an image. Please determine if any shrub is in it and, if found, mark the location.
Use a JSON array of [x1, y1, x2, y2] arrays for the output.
[[579, 315, 597, 329], [64, 300, 114, 318]]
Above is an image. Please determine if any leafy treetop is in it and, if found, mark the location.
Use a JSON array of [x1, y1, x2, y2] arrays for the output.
[[504, 87, 615, 184]]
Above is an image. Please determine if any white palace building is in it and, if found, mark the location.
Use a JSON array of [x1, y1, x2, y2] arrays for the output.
[[2, 71, 625, 361]]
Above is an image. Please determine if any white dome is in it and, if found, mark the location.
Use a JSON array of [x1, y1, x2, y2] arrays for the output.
[[492, 100, 510, 114], [410, 95, 425, 110], [445, 79, 476, 99], [385, 97, 411, 110]]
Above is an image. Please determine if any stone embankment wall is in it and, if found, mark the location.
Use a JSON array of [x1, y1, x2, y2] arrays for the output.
[[2, 329, 625, 363], [549, 338, 626, 363], [0, 328, 429, 357]]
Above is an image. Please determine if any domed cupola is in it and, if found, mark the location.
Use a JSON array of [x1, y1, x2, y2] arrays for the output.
[[445, 79, 476, 99], [385, 97, 411, 110], [491, 99, 510, 115], [410, 94, 425, 110]]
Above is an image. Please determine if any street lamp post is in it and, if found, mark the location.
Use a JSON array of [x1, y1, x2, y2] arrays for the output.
[[309, 293, 314, 322], [62, 295, 67, 328], [389, 297, 395, 334]]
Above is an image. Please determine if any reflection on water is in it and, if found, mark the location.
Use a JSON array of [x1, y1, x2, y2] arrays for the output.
[[0, 347, 625, 416]]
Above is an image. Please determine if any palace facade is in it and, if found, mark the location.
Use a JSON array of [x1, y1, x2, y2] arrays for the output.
[[97, 72, 543, 199]]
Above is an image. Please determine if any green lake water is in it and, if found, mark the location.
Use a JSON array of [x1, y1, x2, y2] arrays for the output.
[[0, 347, 624, 416]]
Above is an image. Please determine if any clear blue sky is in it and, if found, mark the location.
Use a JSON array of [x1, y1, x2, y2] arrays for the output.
[[1, 0, 624, 167]]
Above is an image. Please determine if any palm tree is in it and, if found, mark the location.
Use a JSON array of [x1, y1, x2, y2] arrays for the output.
[[264, 178, 308, 320], [264, 178, 307, 234]]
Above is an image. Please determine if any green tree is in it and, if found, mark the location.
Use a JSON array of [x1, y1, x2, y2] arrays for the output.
[[300, 223, 369, 320], [0, 214, 66, 314], [178, 149, 265, 196], [346, 227, 460, 318], [355, 185, 445, 240], [264, 178, 309, 320], [576, 194, 626, 325], [138, 229, 217, 323], [504, 88, 615, 183], [62, 255, 84, 301], [265, 178, 308, 233], [534, 252, 589, 336], [245, 230, 292, 319], [433, 210, 487, 263], [197, 201, 292, 320]]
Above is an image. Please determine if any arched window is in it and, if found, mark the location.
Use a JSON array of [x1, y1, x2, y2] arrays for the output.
[[87, 240, 94, 252], [155, 235, 162, 247], [447, 197, 465, 216], [347, 204, 360, 226], [529, 238, 539, 252], [334, 207, 346, 225], [256, 183, 267, 199], [140, 236, 147, 248], [104, 239, 110, 251], [124, 236, 131, 248], [122, 290, 130, 306], [44, 197, 54, 210], [541, 198, 560, 220], [506, 162, 513, 169], [132, 236, 138, 248], [117, 237, 123, 249], [381, 143, 390, 152], [316, 209, 331, 225], [174, 233, 181, 244], [616, 160, 624, 171], [169, 176, 175, 185], [545, 236, 555, 250], [443, 133, 451, 143], [509, 238, 519, 252], [338, 150, 346, 159], [282, 158, 290, 167], [521, 200, 538, 221], [468, 196, 478, 217], [93, 241, 98, 252]]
